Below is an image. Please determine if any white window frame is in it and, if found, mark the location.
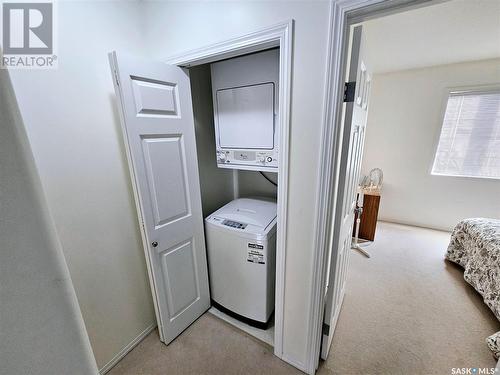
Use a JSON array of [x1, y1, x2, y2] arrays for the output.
[[430, 84, 500, 180]]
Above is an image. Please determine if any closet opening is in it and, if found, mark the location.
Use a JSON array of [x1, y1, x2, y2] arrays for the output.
[[189, 48, 280, 346], [109, 20, 292, 360]]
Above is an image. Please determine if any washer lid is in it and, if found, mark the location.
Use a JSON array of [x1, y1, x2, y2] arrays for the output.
[[215, 198, 277, 229]]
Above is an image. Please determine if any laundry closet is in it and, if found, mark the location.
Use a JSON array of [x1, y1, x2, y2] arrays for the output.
[[190, 48, 279, 342], [109, 47, 282, 347]]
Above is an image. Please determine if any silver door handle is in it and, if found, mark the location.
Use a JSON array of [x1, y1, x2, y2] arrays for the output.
[[152, 241, 158, 248]]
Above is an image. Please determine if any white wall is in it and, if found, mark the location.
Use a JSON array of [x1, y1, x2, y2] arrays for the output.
[[190, 64, 234, 217], [8, 2, 156, 370], [362, 58, 500, 231], [362, 0, 500, 74], [0, 67, 98, 375], [238, 170, 278, 199], [143, 2, 330, 367], [190, 64, 277, 216]]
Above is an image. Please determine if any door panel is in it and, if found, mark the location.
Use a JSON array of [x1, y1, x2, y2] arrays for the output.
[[142, 136, 190, 226], [131, 77, 180, 117], [160, 240, 200, 318], [109, 52, 210, 345], [321, 25, 372, 360]]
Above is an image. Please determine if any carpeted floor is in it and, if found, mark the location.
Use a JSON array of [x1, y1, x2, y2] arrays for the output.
[[109, 222, 499, 374], [107, 312, 301, 375], [319, 221, 500, 374]]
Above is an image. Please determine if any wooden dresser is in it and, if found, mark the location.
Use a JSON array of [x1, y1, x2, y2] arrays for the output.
[[352, 188, 380, 241]]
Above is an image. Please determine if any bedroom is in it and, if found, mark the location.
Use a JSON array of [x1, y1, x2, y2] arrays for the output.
[[320, 0, 500, 373]]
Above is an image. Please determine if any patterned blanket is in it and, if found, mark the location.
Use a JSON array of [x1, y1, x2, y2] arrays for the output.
[[445, 218, 500, 358]]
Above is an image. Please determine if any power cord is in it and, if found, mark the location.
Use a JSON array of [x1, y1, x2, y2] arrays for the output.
[[260, 171, 278, 187]]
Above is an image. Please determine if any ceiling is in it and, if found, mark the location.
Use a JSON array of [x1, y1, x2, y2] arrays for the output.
[[361, 0, 500, 74]]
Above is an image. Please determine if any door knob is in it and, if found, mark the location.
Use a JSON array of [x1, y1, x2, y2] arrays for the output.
[[152, 241, 158, 248]]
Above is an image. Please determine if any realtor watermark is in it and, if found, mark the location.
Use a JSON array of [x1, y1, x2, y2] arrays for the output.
[[451, 367, 498, 374], [1, 1, 57, 68]]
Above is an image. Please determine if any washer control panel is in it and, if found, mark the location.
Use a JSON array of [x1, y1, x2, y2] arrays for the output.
[[222, 219, 247, 230]]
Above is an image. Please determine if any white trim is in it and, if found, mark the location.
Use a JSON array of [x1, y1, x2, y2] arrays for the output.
[[305, 1, 354, 372], [218, 163, 278, 173], [208, 307, 274, 347], [430, 172, 500, 181], [449, 85, 500, 96], [282, 354, 309, 372], [320, 287, 345, 351], [99, 323, 157, 375], [165, 21, 286, 67], [164, 20, 293, 362], [308, 0, 437, 373]]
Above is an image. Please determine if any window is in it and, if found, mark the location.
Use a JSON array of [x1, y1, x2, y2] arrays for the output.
[[432, 89, 500, 179]]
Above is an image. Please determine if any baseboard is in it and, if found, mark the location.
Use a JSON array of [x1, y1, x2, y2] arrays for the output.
[[379, 219, 452, 233], [281, 353, 309, 374], [99, 323, 157, 374]]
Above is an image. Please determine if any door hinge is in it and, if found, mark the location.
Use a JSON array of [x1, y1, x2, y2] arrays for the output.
[[114, 69, 120, 86], [343, 81, 356, 102], [322, 322, 330, 335]]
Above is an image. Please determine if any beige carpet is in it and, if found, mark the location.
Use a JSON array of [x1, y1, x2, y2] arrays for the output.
[[109, 221, 499, 374], [107, 313, 301, 375], [319, 222, 500, 375]]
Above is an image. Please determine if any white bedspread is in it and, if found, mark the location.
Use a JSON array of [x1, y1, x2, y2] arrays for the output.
[[445, 218, 500, 358]]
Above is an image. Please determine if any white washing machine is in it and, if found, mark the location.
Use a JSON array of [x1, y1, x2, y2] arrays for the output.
[[205, 197, 277, 327]]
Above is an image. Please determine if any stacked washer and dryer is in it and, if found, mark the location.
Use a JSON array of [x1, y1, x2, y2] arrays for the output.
[[204, 49, 279, 328]]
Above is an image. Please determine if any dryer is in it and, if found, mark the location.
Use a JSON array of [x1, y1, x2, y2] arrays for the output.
[[204, 198, 277, 327], [211, 49, 279, 171]]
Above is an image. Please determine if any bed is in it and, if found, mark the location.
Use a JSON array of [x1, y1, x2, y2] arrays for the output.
[[445, 218, 500, 358]]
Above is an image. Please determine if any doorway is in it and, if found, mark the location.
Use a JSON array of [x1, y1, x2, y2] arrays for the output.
[[318, 0, 500, 372], [109, 20, 292, 361], [188, 54, 278, 346]]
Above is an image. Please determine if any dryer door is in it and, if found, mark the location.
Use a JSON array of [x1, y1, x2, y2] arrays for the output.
[[216, 83, 275, 149]]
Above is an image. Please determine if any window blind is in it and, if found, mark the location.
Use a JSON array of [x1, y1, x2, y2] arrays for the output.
[[432, 90, 500, 179]]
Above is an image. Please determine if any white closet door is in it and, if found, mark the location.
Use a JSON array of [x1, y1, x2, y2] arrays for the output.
[[321, 25, 371, 360], [109, 52, 210, 344]]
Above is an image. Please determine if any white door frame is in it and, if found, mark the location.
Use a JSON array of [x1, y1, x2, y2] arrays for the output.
[[308, 0, 442, 372], [164, 20, 293, 360]]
